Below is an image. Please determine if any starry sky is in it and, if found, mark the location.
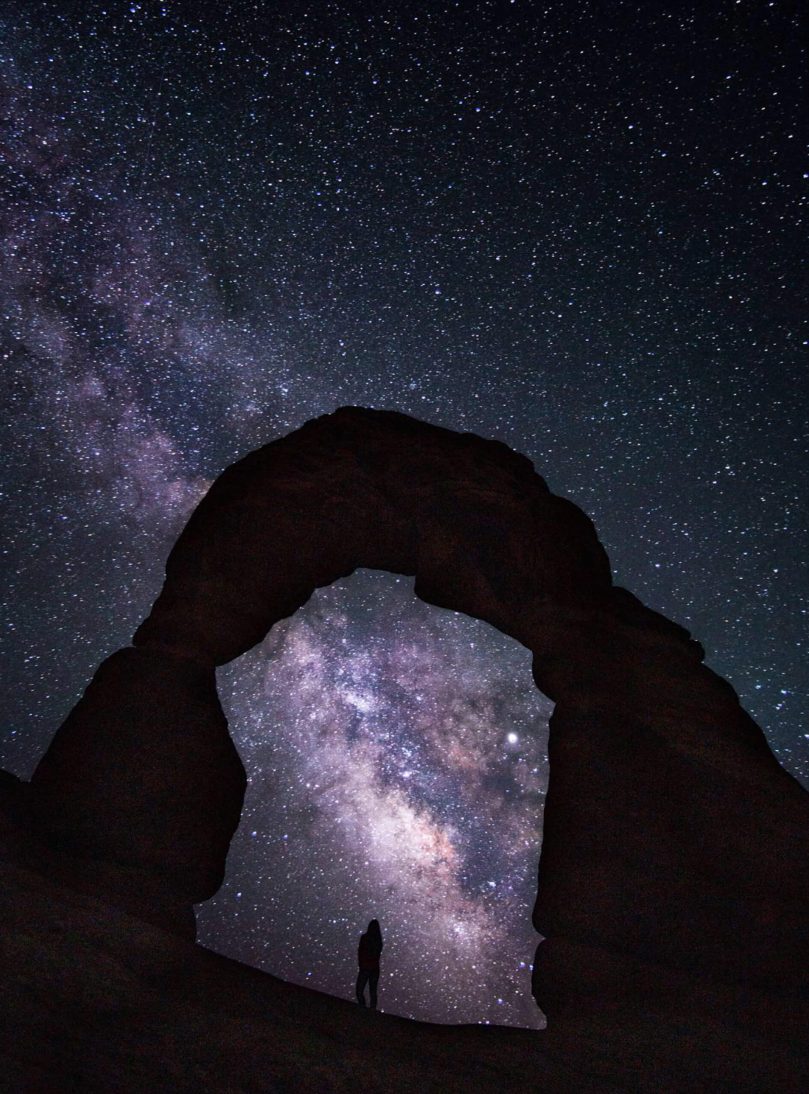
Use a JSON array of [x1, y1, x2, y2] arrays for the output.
[[1, 0, 806, 1029]]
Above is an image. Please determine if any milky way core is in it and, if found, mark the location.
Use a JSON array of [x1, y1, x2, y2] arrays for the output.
[[197, 571, 552, 1027]]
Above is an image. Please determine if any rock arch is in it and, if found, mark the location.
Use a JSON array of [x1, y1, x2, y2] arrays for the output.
[[30, 407, 809, 1046]]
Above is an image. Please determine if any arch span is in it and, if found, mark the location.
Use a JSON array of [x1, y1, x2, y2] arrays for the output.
[[30, 407, 809, 1044]]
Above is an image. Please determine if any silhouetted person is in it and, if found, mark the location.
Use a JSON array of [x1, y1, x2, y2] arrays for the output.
[[356, 918, 383, 1008]]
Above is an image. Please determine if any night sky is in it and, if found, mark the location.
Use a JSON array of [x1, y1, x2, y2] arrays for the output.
[[1, 1, 806, 1029]]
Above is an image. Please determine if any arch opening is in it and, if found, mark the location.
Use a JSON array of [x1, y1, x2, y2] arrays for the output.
[[196, 569, 551, 1028]]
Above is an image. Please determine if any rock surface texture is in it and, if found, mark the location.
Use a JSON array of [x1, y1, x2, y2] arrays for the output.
[[8, 407, 809, 1089]]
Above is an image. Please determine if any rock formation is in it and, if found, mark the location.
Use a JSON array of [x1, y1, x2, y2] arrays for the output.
[[7, 406, 809, 1088]]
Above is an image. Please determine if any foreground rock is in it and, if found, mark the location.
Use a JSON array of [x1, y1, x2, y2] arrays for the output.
[[2, 774, 805, 1091], [0, 798, 598, 1093]]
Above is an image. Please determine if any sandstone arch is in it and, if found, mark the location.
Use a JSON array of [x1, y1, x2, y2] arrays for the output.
[[29, 407, 809, 1052]]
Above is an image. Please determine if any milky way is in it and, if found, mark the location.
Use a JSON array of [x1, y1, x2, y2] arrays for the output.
[[1, 2, 806, 1027], [198, 571, 551, 1026]]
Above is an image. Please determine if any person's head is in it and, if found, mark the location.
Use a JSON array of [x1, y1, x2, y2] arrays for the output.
[[367, 918, 381, 941]]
